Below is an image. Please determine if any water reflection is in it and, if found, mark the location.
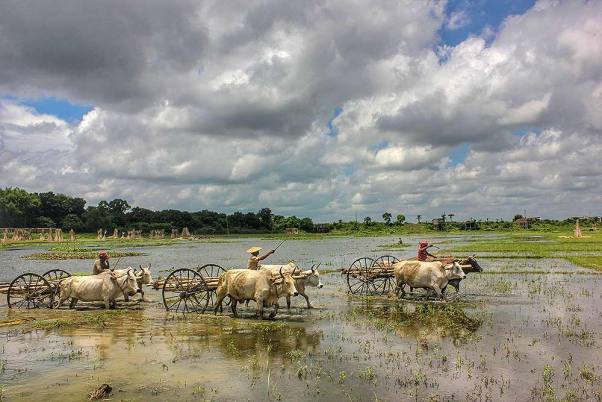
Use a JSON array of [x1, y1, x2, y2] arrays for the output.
[[345, 300, 482, 343]]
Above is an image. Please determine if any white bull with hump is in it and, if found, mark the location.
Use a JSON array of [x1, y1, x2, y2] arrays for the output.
[[56, 269, 139, 309], [214, 267, 298, 319], [113, 264, 152, 301], [393, 260, 465, 299], [260, 262, 323, 309]]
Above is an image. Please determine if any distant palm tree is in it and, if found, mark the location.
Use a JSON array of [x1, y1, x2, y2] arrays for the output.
[[417, 214, 422, 224], [448, 213, 454, 222]]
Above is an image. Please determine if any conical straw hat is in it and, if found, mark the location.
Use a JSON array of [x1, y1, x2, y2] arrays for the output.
[[247, 246, 262, 253]]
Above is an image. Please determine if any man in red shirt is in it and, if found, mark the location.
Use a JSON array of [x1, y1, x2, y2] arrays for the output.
[[417, 240, 437, 261]]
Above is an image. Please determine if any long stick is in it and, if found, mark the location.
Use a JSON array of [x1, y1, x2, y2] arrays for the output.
[[273, 240, 286, 251], [112, 256, 122, 271]]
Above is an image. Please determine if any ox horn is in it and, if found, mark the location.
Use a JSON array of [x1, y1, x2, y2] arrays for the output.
[[279, 266, 285, 279]]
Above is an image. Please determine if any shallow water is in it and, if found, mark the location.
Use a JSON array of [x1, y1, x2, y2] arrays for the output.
[[1, 236, 602, 401]]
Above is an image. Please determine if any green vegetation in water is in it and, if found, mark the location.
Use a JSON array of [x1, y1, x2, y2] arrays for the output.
[[344, 301, 482, 342], [375, 241, 412, 250], [565, 256, 602, 272], [2, 309, 147, 332], [443, 232, 602, 260], [23, 250, 141, 260]]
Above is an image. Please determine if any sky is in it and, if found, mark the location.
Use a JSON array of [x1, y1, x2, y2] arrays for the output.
[[0, 0, 601, 222]]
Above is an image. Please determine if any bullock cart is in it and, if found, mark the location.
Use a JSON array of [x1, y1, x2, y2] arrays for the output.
[[154, 264, 228, 313], [342, 256, 482, 296], [2, 269, 71, 308], [155, 264, 315, 314]]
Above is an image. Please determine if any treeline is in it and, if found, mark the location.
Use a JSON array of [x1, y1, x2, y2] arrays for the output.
[[0, 187, 314, 234]]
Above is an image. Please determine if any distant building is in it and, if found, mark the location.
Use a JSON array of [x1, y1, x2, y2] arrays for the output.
[[431, 218, 445, 231], [312, 223, 331, 233], [461, 220, 480, 230], [514, 217, 540, 229], [284, 228, 299, 235]]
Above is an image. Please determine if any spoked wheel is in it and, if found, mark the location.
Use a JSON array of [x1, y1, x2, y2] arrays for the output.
[[42, 269, 71, 300], [346, 257, 375, 295], [7, 273, 53, 308], [162, 269, 209, 313], [196, 264, 229, 310], [372, 255, 400, 295]]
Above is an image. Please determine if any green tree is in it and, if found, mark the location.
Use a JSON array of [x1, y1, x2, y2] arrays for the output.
[[0, 187, 40, 227], [36, 216, 55, 228], [107, 199, 131, 216], [258, 208, 273, 231], [62, 214, 83, 230], [382, 212, 392, 225], [84, 206, 113, 231], [299, 217, 314, 232], [396, 214, 406, 225], [363, 216, 372, 226]]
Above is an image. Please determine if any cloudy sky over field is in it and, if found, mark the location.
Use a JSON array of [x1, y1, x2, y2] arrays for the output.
[[1, 0, 601, 221]]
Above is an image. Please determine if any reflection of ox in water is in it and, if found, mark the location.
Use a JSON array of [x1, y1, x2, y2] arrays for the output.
[[260, 263, 323, 309], [114, 264, 153, 302], [214, 267, 298, 319], [394, 260, 465, 299], [56, 269, 139, 309]]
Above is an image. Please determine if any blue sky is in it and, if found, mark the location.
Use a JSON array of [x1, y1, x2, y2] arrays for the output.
[[440, 0, 536, 46]]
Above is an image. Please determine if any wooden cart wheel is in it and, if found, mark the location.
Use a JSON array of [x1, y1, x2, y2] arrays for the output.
[[7, 273, 53, 309], [372, 255, 400, 295], [162, 269, 209, 313], [346, 257, 374, 295], [197, 264, 229, 309], [42, 269, 72, 304], [42, 269, 71, 282]]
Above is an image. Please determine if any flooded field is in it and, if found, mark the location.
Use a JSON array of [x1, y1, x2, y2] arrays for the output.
[[2, 236, 602, 401]]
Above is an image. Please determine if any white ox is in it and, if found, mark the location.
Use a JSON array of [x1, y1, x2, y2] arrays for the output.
[[260, 263, 323, 309], [214, 268, 298, 319], [393, 260, 465, 299], [114, 264, 152, 301], [56, 269, 139, 309]]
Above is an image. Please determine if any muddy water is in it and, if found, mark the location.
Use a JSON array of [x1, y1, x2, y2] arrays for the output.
[[2, 237, 602, 401]]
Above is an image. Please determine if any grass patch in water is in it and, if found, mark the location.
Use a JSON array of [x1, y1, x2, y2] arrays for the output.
[[443, 232, 602, 258], [375, 242, 412, 250], [23, 250, 141, 260], [345, 301, 482, 342], [16, 309, 147, 332], [565, 256, 602, 272]]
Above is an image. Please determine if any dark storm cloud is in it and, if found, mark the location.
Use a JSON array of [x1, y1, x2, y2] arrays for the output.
[[0, 0, 207, 108]]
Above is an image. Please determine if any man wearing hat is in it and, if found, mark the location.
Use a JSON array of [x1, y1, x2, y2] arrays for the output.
[[417, 240, 437, 261], [93, 251, 111, 274], [247, 246, 275, 270]]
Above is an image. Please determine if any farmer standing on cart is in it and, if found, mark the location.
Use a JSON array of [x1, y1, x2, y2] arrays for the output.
[[246, 246, 275, 270], [417, 241, 437, 261]]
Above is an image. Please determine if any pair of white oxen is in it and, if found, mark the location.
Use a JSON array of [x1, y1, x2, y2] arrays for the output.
[[213, 263, 324, 320], [55, 266, 153, 309], [393, 260, 467, 298]]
